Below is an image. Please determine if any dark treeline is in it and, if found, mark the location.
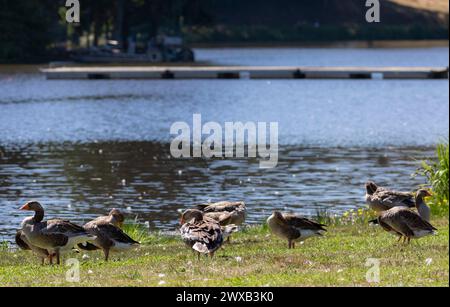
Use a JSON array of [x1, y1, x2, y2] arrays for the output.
[[0, 0, 448, 62]]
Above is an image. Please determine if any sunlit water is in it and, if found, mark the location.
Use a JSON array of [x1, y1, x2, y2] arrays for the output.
[[0, 47, 448, 241]]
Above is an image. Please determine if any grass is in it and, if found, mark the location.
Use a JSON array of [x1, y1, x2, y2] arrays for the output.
[[0, 217, 448, 287]]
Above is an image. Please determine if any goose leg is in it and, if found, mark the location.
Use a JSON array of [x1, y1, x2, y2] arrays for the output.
[[292, 242, 296, 249], [288, 240, 292, 249], [197, 252, 200, 261], [49, 254, 53, 265], [397, 236, 403, 243], [56, 250, 61, 265], [104, 248, 110, 261]]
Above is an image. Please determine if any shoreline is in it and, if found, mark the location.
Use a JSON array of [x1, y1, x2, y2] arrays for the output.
[[0, 40, 448, 68], [191, 39, 450, 49]]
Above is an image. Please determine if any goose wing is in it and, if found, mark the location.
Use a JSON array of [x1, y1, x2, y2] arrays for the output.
[[377, 217, 402, 236], [283, 214, 327, 231], [94, 224, 139, 245], [398, 210, 437, 232], [15, 230, 31, 250], [44, 219, 88, 235], [375, 190, 415, 207], [204, 211, 233, 225], [36, 232, 69, 248]]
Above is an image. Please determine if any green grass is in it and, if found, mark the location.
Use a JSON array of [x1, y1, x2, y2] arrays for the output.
[[1, 218, 448, 287], [417, 140, 449, 216]]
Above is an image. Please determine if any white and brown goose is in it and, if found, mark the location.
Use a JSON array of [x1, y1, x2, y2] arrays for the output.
[[376, 189, 436, 243], [180, 209, 234, 259], [19, 201, 96, 265], [365, 181, 415, 213], [267, 211, 327, 249], [79, 209, 139, 261]]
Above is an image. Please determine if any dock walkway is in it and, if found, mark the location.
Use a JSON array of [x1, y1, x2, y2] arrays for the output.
[[41, 66, 449, 80]]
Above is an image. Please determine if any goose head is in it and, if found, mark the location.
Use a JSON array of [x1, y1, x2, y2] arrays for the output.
[[180, 209, 203, 225], [272, 211, 284, 220], [109, 208, 125, 228], [415, 189, 432, 222], [269, 211, 288, 225], [416, 189, 432, 200], [365, 181, 378, 195], [19, 201, 45, 222]]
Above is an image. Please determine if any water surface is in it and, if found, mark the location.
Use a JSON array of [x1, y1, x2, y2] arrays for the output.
[[0, 47, 448, 240]]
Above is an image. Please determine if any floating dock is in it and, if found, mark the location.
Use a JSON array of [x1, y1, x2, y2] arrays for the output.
[[41, 66, 449, 80]]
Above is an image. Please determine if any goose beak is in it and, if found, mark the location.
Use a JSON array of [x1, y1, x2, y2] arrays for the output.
[[180, 218, 185, 225], [426, 191, 433, 197], [19, 204, 30, 211]]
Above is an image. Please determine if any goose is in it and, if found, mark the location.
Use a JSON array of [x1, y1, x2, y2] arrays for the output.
[[180, 209, 232, 259], [80, 210, 140, 261], [376, 189, 436, 243], [88, 208, 125, 228], [196, 201, 246, 226], [267, 211, 327, 249], [19, 201, 96, 265], [15, 229, 52, 265], [365, 181, 415, 213]]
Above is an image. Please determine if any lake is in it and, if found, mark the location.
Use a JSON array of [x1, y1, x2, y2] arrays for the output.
[[0, 47, 448, 241]]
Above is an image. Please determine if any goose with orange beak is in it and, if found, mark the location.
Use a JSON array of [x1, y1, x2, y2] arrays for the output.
[[19, 201, 96, 265]]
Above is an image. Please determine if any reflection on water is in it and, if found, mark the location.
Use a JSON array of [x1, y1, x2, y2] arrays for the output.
[[0, 141, 432, 240]]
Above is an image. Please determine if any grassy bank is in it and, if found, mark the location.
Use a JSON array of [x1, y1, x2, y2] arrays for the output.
[[0, 217, 448, 287]]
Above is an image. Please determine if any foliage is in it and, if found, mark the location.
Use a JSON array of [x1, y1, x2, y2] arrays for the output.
[[0, 0, 448, 62], [418, 140, 449, 216]]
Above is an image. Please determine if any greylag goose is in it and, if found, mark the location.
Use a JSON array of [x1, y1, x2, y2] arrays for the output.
[[180, 209, 231, 259], [365, 181, 415, 213], [80, 210, 140, 261], [87, 208, 125, 228], [376, 189, 436, 243], [267, 211, 327, 249], [19, 201, 96, 265], [196, 201, 246, 226], [15, 230, 52, 265]]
